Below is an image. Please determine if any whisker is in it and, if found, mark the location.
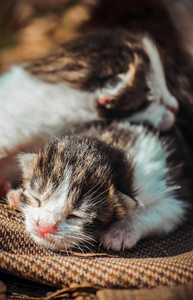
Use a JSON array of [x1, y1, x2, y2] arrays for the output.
[[76, 232, 97, 243], [56, 231, 96, 250], [88, 196, 107, 207], [80, 241, 93, 253], [75, 244, 85, 254], [86, 188, 110, 205], [83, 177, 106, 198]]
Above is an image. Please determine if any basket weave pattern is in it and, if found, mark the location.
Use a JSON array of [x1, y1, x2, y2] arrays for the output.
[[0, 205, 193, 289]]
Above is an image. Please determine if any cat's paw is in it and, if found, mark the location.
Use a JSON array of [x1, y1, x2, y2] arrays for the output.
[[99, 220, 140, 251]]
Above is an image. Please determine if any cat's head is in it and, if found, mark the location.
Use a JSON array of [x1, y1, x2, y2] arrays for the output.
[[7, 136, 137, 251], [27, 29, 178, 131]]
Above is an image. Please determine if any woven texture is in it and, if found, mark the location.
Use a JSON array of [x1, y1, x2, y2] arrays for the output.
[[0, 204, 193, 289], [96, 284, 193, 300]]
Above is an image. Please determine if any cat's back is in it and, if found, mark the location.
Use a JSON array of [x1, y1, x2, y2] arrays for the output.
[[61, 120, 192, 204]]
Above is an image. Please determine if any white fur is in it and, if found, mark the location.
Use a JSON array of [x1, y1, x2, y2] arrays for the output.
[[0, 66, 97, 157], [100, 124, 187, 251], [22, 167, 90, 250], [0, 66, 98, 181]]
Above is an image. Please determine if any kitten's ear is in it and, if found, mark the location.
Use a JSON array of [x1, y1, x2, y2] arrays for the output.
[[115, 191, 144, 219], [7, 189, 22, 208], [18, 153, 37, 170]]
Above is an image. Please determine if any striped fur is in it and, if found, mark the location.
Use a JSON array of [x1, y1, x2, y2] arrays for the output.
[[7, 121, 191, 251]]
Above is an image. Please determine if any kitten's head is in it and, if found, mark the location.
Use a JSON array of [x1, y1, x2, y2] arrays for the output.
[[27, 29, 178, 131], [7, 136, 137, 251]]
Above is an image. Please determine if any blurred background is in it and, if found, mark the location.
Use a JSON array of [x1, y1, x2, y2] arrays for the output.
[[0, 0, 90, 71], [0, 0, 193, 72]]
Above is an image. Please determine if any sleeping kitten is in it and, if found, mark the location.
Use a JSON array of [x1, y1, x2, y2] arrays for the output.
[[0, 29, 179, 194], [7, 121, 192, 251], [26, 29, 179, 131], [81, 0, 193, 147]]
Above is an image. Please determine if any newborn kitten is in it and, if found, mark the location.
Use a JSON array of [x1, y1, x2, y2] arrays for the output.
[[81, 0, 193, 148], [26, 29, 179, 131], [7, 121, 191, 251]]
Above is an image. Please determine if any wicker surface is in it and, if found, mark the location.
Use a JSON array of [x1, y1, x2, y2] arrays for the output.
[[0, 203, 193, 292]]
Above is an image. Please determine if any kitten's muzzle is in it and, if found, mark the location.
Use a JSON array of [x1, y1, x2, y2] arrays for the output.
[[162, 96, 179, 116], [36, 221, 59, 238]]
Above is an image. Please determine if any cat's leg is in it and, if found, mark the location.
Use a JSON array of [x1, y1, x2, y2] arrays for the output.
[[99, 198, 187, 251]]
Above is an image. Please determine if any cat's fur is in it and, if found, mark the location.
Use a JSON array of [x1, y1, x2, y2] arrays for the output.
[[7, 121, 192, 251], [1, 0, 193, 190], [0, 31, 179, 184], [26, 30, 178, 130]]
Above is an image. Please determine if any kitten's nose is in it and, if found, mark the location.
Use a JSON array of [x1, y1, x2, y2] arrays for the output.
[[167, 105, 178, 116], [161, 96, 179, 115], [36, 222, 58, 237], [98, 96, 110, 106]]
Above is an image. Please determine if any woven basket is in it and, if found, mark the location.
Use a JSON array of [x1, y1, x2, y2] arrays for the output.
[[0, 202, 193, 291]]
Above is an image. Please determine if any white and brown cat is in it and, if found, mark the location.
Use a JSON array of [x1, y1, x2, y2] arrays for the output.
[[7, 121, 192, 251]]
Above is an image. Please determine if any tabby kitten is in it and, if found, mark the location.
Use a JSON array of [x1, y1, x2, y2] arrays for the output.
[[7, 121, 191, 251]]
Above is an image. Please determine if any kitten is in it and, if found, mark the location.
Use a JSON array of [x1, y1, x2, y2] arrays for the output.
[[7, 121, 192, 251], [81, 0, 193, 147], [0, 29, 180, 195], [26, 29, 178, 131]]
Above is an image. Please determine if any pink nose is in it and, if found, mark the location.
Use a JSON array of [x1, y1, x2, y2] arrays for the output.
[[36, 222, 58, 238], [98, 96, 110, 106], [161, 97, 179, 116], [167, 105, 178, 116]]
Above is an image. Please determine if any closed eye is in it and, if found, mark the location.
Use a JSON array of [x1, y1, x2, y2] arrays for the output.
[[21, 192, 41, 207], [33, 197, 41, 207], [66, 214, 81, 220], [104, 76, 121, 88], [102, 79, 124, 95]]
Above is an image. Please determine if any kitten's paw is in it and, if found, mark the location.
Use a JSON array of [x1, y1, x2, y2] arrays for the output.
[[99, 221, 140, 251]]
